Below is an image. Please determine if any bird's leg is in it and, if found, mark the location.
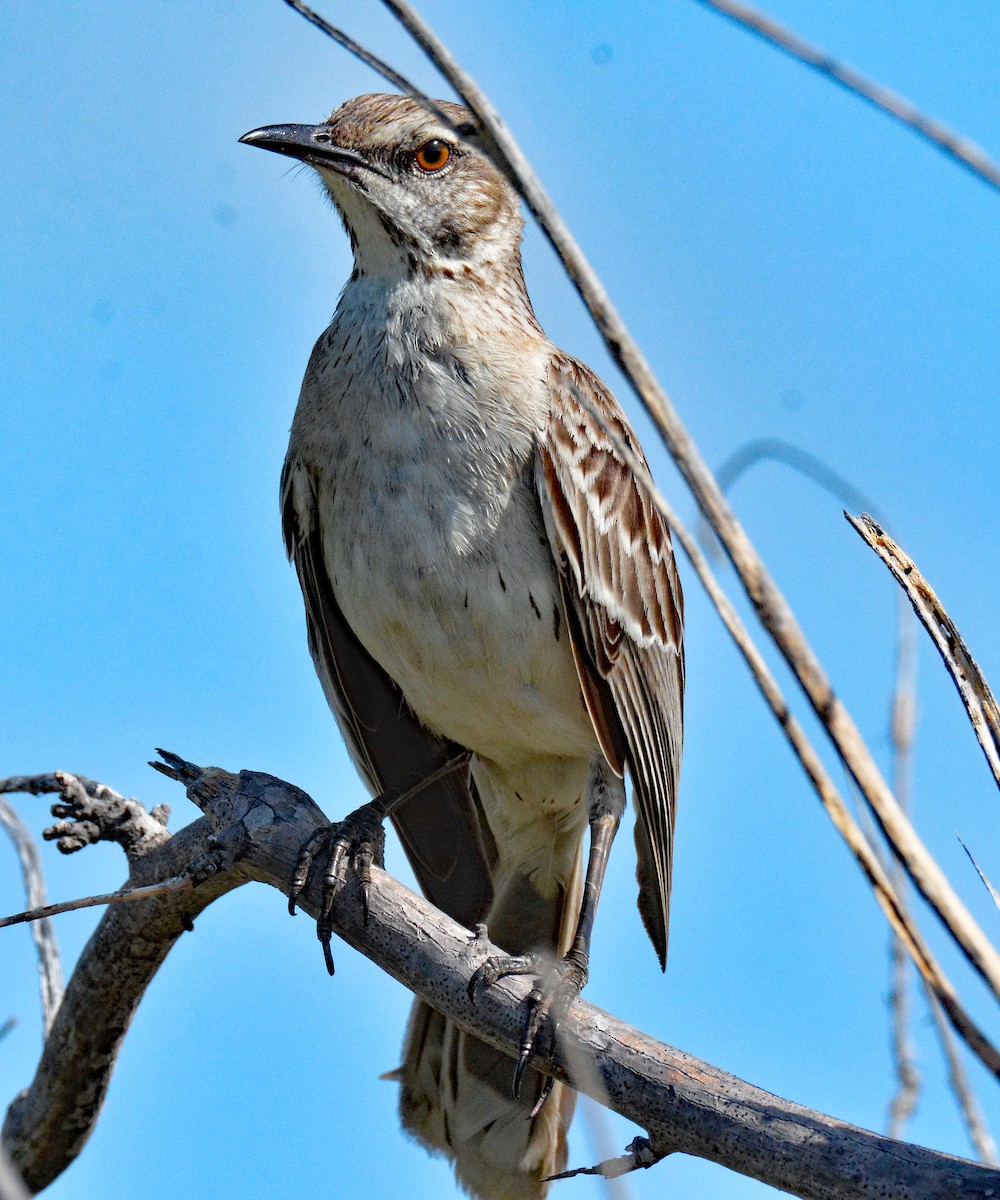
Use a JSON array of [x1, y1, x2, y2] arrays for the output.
[[469, 760, 624, 1102], [289, 751, 472, 975]]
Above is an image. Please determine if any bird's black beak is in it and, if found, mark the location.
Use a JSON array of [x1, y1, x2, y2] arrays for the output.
[[239, 124, 369, 176]]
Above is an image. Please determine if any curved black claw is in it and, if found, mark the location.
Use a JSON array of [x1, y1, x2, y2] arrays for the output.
[[511, 953, 589, 1099], [469, 944, 589, 1102], [287, 799, 387, 976], [468, 950, 540, 1004]]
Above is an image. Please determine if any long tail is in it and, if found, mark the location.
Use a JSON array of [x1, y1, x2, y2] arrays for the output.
[[396, 762, 586, 1200]]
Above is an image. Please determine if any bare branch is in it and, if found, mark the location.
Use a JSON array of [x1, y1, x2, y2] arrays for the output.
[[0, 800, 62, 1035], [546, 1136, 664, 1183], [0, 877, 192, 931], [708, 437, 884, 534], [926, 989, 999, 1165], [561, 383, 1000, 1080], [693, 442, 931, 1135], [4, 759, 998, 1199], [886, 598, 921, 1139], [281, 0, 431, 111], [848, 513, 1000, 795], [700, 454, 995, 1148], [0, 772, 171, 861], [959, 838, 1000, 913], [690, 0, 1000, 195]]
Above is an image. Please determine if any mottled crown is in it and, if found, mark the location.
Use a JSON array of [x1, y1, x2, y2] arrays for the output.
[[315, 93, 523, 271]]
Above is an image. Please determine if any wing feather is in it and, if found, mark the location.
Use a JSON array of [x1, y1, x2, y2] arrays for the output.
[[536, 354, 684, 967], [281, 455, 495, 927]]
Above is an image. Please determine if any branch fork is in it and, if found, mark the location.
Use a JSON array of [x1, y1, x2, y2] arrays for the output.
[[3, 758, 997, 1199]]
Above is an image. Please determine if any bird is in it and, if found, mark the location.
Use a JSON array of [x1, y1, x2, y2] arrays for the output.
[[240, 93, 684, 1200]]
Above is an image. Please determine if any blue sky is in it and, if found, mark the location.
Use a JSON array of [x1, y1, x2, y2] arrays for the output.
[[3, 2, 999, 1197]]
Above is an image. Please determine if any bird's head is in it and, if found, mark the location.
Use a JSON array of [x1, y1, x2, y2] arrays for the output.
[[240, 93, 523, 277]]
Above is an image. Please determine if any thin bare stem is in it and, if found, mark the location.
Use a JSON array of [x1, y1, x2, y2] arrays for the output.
[[0, 800, 62, 1035], [925, 988, 998, 1165], [887, 598, 920, 1138], [281, 0, 421, 100], [705, 455, 994, 1145], [855, 802, 997, 1163], [547, 1136, 665, 1183], [346, 0, 1000, 1004], [0, 877, 192, 930], [712, 437, 883, 525], [848, 513, 1000, 795], [696, 442, 928, 1132], [691, 0, 1000, 195], [959, 838, 1000, 912], [562, 382, 1000, 1080]]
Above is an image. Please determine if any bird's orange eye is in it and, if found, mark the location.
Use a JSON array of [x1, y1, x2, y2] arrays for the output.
[[415, 139, 451, 173]]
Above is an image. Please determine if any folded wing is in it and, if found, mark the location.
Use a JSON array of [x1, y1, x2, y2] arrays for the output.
[[281, 455, 495, 927], [535, 354, 684, 966]]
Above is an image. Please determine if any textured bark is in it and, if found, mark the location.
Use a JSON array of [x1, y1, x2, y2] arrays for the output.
[[3, 760, 998, 1199]]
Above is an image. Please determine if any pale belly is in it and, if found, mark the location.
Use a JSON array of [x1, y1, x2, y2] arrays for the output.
[[322, 469, 598, 770]]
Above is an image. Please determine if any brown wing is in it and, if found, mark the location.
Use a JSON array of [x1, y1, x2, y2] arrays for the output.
[[536, 354, 684, 967], [281, 455, 495, 928]]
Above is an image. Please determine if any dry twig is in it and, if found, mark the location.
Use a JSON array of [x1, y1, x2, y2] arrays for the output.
[[847, 513, 1000, 795], [0, 877, 192, 931], [0, 799, 62, 1035], [926, 989, 999, 1165], [886, 602, 921, 1138], [959, 838, 1000, 913], [694, 442, 928, 1135], [699, 448, 997, 1148], [691, 0, 1000, 195], [546, 1136, 664, 1183], [559, 385, 1000, 1079]]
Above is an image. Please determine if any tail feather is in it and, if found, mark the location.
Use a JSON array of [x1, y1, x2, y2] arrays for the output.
[[397, 845, 585, 1200], [399, 1002, 575, 1200]]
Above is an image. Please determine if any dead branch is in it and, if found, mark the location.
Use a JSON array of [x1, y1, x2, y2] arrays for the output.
[[690, 0, 1000, 195], [961, 840, 1000, 912], [3, 759, 999, 1200], [563, 384, 1000, 1080], [692, 441, 933, 1135], [0, 800, 62, 1035], [0, 877, 193, 930], [848, 513, 1000, 795], [887, 599, 921, 1138], [699, 444, 996, 1150], [926, 989, 999, 1165]]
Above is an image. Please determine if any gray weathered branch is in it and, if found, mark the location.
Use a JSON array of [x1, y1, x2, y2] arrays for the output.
[[3, 760, 998, 1199], [690, 0, 1000, 195], [0, 800, 62, 1036]]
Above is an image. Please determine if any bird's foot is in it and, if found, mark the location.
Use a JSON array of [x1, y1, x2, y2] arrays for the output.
[[469, 946, 589, 1106], [288, 799, 388, 975]]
